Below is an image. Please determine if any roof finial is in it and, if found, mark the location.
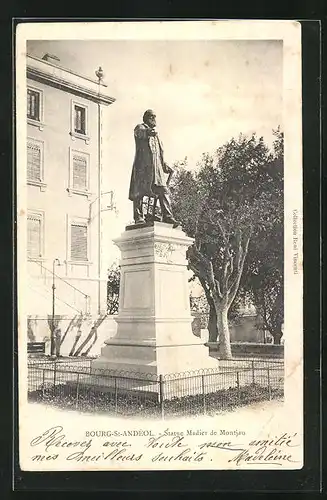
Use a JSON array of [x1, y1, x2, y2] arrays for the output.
[[95, 66, 104, 83]]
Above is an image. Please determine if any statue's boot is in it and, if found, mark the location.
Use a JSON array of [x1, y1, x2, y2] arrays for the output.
[[158, 193, 180, 228], [133, 198, 145, 224]]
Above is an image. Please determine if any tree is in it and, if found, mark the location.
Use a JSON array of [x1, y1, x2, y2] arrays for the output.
[[171, 133, 283, 358]]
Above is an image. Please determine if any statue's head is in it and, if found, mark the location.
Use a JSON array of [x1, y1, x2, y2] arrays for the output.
[[143, 109, 156, 128]]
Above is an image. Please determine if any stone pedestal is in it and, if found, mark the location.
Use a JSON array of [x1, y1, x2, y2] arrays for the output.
[[93, 222, 218, 376]]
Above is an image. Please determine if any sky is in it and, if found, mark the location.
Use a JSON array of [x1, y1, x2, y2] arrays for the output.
[[27, 39, 283, 225]]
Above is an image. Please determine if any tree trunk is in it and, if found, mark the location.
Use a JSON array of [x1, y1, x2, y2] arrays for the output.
[[272, 331, 282, 345], [208, 303, 218, 342], [55, 333, 61, 357], [216, 305, 232, 359]]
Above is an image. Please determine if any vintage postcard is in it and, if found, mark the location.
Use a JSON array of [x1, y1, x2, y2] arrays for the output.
[[16, 20, 303, 471]]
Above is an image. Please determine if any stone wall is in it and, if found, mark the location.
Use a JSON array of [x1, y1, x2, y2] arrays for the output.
[[196, 313, 266, 343], [207, 342, 284, 358], [229, 315, 265, 343]]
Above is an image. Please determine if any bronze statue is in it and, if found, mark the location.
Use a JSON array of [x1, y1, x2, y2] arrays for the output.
[[128, 109, 179, 227]]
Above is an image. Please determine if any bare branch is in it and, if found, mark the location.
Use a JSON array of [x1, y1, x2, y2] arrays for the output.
[[226, 255, 234, 289], [188, 245, 211, 282], [188, 244, 223, 301], [216, 217, 229, 246], [198, 275, 212, 301], [207, 259, 217, 292], [223, 248, 234, 292], [214, 278, 223, 299], [234, 229, 243, 272]]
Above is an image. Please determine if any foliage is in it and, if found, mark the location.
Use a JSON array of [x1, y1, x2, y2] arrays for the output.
[[190, 291, 209, 315], [107, 263, 120, 315], [240, 128, 284, 342], [169, 157, 202, 237]]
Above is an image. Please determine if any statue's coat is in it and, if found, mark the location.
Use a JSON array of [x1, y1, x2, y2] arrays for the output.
[[128, 123, 168, 201]]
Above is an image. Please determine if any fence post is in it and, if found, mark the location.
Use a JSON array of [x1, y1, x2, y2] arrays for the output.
[[159, 375, 164, 420], [201, 374, 206, 415], [236, 371, 240, 401], [75, 373, 80, 409], [267, 366, 271, 400], [42, 368, 45, 398], [53, 362, 57, 394], [251, 360, 255, 385], [114, 377, 118, 414]]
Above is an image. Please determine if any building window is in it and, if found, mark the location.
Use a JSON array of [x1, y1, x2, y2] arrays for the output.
[[27, 89, 40, 121], [74, 105, 86, 134], [70, 101, 89, 143], [68, 149, 90, 196], [27, 211, 44, 260], [73, 153, 87, 189], [27, 141, 41, 181], [70, 222, 88, 262], [27, 87, 44, 129], [27, 139, 46, 191]]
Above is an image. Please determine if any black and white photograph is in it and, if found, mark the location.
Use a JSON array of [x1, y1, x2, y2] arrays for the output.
[[16, 20, 303, 471]]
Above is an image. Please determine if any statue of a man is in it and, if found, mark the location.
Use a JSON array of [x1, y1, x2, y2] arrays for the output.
[[128, 109, 179, 226]]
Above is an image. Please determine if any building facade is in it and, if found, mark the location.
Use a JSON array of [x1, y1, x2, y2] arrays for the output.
[[26, 53, 117, 349]]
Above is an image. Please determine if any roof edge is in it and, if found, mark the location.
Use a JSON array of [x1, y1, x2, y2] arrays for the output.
[[27, 66, 116, 106], [27, 54, 108, 88]]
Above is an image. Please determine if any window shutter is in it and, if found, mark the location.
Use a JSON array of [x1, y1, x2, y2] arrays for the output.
[[74, 108, 81, 131], [27, 91, 32, 117], [72, 154, 87, 190], [74, 105, 86, 134], [27, 89, 40, 121], [71, 224, 88, 261], [80, 108, 85, 132], [27, 142, 41, 181], [27, 216, 41, 258]]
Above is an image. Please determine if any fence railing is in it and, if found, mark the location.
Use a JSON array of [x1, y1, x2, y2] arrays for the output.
[[28, 356, 94, 370], [27, 358, 284, 419]]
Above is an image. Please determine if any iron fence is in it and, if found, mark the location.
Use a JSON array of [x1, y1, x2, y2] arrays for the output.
[[27, 358, 284, 419], [27, 356, 94, 371]]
